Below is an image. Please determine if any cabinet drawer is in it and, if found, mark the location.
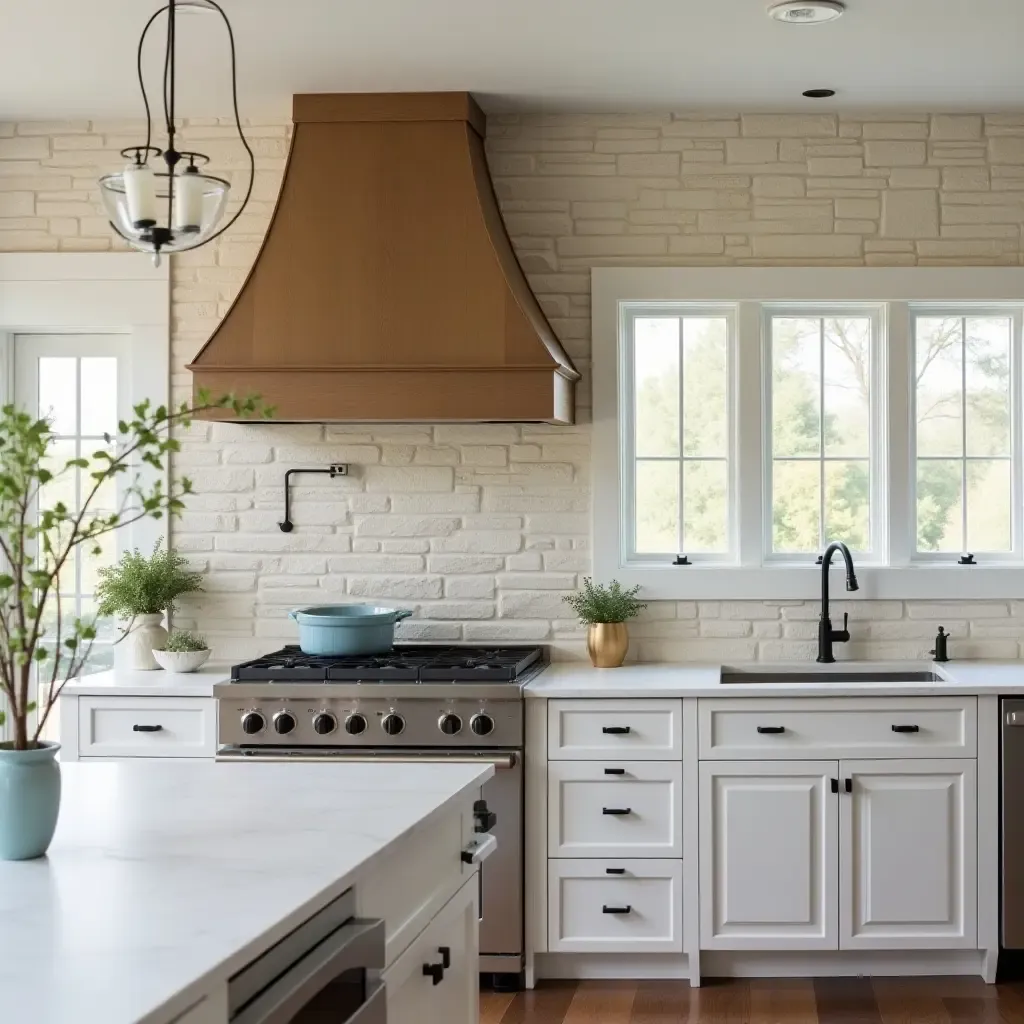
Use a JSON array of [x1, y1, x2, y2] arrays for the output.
[[548, 859, 683, 953], [548, 761, 682, 858], [548, 699, 682, 760], [78, 697, 216, 758], [699, 697, 976, 760]]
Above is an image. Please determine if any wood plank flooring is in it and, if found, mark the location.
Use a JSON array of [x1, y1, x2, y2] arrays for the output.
[[481, 978, 1024, 1023]]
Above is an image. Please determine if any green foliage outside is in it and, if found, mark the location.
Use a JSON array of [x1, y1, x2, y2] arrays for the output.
[[564, 578, 647, 624], [95, 542, 204, 620]]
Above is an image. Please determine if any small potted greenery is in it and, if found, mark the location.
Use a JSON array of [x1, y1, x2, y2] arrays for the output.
[[95, 543, 204, 671], [564, 578, 647, 668], [152, 629, 211, 674]]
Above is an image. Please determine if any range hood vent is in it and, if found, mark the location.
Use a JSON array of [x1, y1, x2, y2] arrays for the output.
[[188, 93, 579, 423]]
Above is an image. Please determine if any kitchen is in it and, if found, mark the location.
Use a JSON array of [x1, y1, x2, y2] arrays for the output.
[[3, 0, 1024, 1020]]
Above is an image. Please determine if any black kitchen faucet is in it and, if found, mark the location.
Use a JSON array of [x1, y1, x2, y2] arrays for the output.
[[817, 541, 860, 663]]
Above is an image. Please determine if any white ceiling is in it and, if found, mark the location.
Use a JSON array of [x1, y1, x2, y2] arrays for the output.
[[4, 0, 1023, 121]]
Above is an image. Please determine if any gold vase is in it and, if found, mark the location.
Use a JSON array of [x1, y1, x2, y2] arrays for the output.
[[587, 622, 629, 668]]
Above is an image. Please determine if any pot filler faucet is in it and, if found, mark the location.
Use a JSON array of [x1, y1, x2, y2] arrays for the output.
[[817, 541, 859, 664]]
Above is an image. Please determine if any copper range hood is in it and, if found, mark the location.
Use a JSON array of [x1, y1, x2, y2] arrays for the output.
[[188, 92, 579, 423]]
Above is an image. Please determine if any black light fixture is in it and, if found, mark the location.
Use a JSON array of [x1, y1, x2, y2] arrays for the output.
[[98, 0, 254, 266], [803, 88, 837, 99]]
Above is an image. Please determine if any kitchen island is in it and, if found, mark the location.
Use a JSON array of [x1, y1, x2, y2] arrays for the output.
[[0, 759, 493, 1024]]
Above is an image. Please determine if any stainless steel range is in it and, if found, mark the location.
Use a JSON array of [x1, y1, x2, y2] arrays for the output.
[[214, 644, 545, 987]]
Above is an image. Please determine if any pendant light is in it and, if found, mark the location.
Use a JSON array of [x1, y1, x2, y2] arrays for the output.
[[98, 0, 254, 266]]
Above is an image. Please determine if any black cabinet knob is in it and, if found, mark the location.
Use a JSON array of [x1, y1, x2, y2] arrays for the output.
[[438, 946, 451, 969], [273, 711, 296, 735], [473, 798, 497, 833], [344, 713, 367, 735], [422, 962, 444, 986], [241, 712, 265, 735], [313, 713, 336, 736], [381, 713, 405, 736]]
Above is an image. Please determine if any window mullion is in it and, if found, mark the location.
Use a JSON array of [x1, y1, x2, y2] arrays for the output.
[[738, 302, 764, 567], [888, 303, 912, 566], [677, 318, 685, 556], [1013, 311, 1023, 558], [818, 317, 826, 550], [960, 317, 968, 553]]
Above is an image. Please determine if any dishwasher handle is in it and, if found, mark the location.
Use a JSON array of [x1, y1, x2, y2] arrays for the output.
[[231, 918, 384, 1024]]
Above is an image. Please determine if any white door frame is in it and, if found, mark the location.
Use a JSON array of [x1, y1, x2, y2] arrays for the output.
[[0, 253, 169, 740]]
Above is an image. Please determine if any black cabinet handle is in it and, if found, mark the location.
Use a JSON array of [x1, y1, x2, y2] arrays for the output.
[[422, 962, 444, 986], [602, 726, 631, 735], [892, 724, 920, 733], [605, 867, 626, 875], [604, 767, 626, 775], [438, 946, 451, 969], [602, 807, 632, 816], [831, 777, 839, 794], [757, 725, 785, 734], [845, 778, 853, 794], [602, 905, 632, 915], [132, 724, 163, 733]]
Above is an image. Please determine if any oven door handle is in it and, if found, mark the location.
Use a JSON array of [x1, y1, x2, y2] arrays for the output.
[[216, 751, 517, 770], [461, 833, 498, 866], [231, 919, 384, 1024]]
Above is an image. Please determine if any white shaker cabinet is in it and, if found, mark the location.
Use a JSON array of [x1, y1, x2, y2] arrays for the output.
[[698, 761, 838, 950], [841, 759, 977, 949]]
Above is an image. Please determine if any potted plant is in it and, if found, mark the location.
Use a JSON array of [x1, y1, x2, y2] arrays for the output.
[[95, 543, 204, 670], [564, 578, 647, 669], [152, 630, 211, 674], [0, 392, 268, 860]]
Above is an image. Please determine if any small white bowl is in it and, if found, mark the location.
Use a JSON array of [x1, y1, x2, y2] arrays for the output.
[[152, 648, 212, 673]]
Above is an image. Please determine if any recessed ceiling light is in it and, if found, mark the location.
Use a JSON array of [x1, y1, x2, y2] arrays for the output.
[[803, 88, 837, 99], [768, 1, 845, 24]]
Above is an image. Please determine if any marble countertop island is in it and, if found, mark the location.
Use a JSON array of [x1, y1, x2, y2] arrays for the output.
[[0, 759, 492, 1024]]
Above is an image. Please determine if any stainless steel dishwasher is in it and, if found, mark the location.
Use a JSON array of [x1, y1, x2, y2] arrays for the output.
[[1002, 699, 1024, 973]]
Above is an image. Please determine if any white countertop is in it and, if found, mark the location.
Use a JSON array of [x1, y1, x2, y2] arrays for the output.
[[61, 663, 230, 697], [0, 759, 492, 1024], [526, 660, 1024, 698]]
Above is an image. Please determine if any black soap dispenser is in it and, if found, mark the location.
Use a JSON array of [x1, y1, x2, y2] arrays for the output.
[[930, 626, 950, 663]]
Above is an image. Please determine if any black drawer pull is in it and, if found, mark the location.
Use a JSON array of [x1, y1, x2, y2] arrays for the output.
[[602, 726, 631, 735], [831, 777, 839, 794], [604, 767, 626, 775], [602, 807, 632, 816], [422, 962, 444, 986], [602, 905, 632, 915], [132, 724, 163, 733], [605, 867, 626, 875], [891, 724, 920, 733], [757, 725, 785, 734], [438, 946, 451, 970], [845, 778, 853, 794]]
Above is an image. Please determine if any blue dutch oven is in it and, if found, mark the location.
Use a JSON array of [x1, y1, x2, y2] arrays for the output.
[[288, 604, 413, 656]]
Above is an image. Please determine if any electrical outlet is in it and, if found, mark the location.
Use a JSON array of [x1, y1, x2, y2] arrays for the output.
[[329, 463, 349, 477]]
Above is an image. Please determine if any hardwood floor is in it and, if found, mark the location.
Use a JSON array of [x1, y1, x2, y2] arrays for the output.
[[480, 978, 1024, 1023]]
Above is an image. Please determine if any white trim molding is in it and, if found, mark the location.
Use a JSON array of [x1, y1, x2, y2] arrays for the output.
[[592, 267, 1024, 600]]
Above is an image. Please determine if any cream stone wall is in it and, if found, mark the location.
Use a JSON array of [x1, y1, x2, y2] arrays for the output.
[[1, 111, 1023, 660]]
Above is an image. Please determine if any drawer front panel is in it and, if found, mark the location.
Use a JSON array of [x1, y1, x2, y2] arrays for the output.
[[78, 697, 215, 758], [548, 859, 683, 953], [548, 761, 682, 858], [699, 697, 976, 760], [548, 699, 682, 760]]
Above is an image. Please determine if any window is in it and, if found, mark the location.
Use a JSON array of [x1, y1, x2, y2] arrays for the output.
[[628, 312, 732, 560], [767, 312, 878, 559], [593, 267, 1024, 599], [912, 312, 1020, 559]]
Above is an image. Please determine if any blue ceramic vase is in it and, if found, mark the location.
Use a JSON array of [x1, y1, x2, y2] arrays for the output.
[[0, 741, 61, 860]]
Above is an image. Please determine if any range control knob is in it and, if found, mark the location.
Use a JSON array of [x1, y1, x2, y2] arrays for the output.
[[313, 712, 337, 736], [343, 713, 367, 736], [241, 711, 265, 735], [470, 713, 494, 737], [381, 713, 406, 737], [438, 713, 463, 736], [273, 710, 296, 735]]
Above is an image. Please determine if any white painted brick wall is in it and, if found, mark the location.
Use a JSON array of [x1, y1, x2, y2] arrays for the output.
[[2, 111, 1024, 660]]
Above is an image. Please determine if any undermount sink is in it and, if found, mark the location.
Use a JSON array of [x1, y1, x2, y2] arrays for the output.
[[720, 666, 943, 685]]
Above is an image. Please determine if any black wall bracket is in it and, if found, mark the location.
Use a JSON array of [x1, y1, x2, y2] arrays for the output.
[[279, 464, 349, 532]]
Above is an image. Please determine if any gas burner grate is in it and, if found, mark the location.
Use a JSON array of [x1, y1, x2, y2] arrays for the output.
[[230, 644, 543, 682]]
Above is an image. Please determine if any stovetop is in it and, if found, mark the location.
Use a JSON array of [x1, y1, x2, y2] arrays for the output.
[[230, 645, 544, 683]]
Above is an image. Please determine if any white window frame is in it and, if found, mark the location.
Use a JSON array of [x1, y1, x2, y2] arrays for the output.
[[592, 266, 1024, 600], [0, 253, 169, 740]]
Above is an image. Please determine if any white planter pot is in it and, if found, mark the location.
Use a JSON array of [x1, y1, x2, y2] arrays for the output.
[[151, 648, 211, 673], [126, 614, 168, 671]]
